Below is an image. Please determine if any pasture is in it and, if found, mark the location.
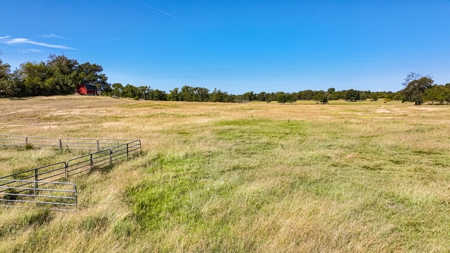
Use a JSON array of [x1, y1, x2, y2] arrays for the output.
[[1, 96, 450, 252]]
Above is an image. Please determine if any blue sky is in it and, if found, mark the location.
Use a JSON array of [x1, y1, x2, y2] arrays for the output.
[[1, 0, 449, 94]]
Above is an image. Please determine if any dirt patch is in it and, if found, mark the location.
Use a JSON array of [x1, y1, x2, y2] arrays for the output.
[[376, 109, 391, 113], [411, 106, 447, 111]]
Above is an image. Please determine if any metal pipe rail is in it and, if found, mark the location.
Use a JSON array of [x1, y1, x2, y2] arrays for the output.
[[0, 134, 138, 152], [0, 140, 141, 184], [0, 179, 77, 208], [0, 140, 141, 207]]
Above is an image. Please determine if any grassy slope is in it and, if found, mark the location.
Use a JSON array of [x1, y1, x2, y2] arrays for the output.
[[1, 96, 450, 252]]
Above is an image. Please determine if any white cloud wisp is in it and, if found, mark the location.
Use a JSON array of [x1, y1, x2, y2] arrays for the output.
[[41, 34, 71, 40], [1, 36, 73, 50]]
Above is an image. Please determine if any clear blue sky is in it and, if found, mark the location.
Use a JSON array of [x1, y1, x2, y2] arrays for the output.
[[1, 0, 449, 93]]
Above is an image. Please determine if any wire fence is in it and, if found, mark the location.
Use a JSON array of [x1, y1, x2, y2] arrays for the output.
[[0, 137, 142, 209]]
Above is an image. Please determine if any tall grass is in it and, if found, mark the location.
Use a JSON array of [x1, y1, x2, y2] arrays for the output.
[[1, 96, 450, 252]]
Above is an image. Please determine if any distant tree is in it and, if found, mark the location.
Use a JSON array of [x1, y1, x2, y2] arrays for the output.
[[149, 89, 167, 101], [256, 91, 267, 101], [401, 73, 433, 105], [0, 58, 15, 96], [370, 93, 378, 101], [121, 84, 139, 98], [360, 92, 367, 101], [385, 93, 393, 102], [300, 90, 314, 100], [331, 92, 341, 100], [138, 86, 150, 100], [111, 83, 123, 97], [444, 85, 450, 104], [242, 91, 257, 102], [393, 94, 402, 101], [286, 93, 296, 104], [194, 87, 209, 102], [314, 93, 323, 103], [45, 54, 79, 94], [225, 94, 237, 102], [276, 92, 287, 104], [179, 85, 194, 101], [0, 58, 11, 80], [19, 61, 53, 96], [423, 85, 446, 104], [210, 88, 228, 102], [169, 87, 179, 101], [77, 62, 108, 91], [327, 94, 333, 101], [344, 89, 360, 102]]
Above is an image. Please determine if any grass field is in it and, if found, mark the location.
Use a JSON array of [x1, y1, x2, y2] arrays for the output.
[[1, 96, 450, 252]]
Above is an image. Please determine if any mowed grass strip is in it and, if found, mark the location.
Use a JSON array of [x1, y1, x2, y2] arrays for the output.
[[0, 96, 450, 252]]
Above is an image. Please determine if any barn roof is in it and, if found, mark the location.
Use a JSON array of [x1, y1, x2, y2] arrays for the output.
[[84, 84, 98, 90]]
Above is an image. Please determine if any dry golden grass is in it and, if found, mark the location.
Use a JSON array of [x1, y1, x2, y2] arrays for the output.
[[1, 96, 450, 252]]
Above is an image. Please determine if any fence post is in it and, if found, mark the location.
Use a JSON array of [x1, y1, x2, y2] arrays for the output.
[[65, 162, 68, 179], [74, 184, 77, 206], [126, 143, 129, 159], [109, 149, 113, 165], [96, 140, 100, 152], [90, 154, 94, 170], [25, 137, 28, 146], [34, 168, 38, 196], [59, 139, 63, 150]]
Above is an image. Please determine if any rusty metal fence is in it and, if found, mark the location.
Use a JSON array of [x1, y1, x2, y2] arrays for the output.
[[0, 138, 141, 209]]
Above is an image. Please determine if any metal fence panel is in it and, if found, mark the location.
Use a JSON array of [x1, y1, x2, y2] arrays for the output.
[[0, 179, 77, 207], [0, 135, 138, 152], [0, 137, 141, 208]]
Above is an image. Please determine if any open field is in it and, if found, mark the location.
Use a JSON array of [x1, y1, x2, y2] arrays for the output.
[[1, 96, 450, 252]]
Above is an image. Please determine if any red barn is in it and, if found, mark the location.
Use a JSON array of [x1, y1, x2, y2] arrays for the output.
[[76, 83, 98, 96]]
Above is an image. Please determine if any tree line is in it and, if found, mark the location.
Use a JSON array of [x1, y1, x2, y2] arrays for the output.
[[0, 54, 109, 97], [1, 54, 449, 104]]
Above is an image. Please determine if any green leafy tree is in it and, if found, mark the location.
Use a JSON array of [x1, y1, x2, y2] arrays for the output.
[[314, 92, 328, 104], [46, 54, 79, 94], [169, 88, 179, 101], [194, 87, 209, 102], [276, 92, 287, 104], [19, 61, 54, 96], [327, 94, 333, 101], [149, 89, 167, 100], [401, 73, 433, 105], [0, 58, 11, 80], [122, 84, 139, 98], [77, 62, 108, 91], [344, 89, 360, 102], [444, 84, 450, 104], [314, 93, 323, 103], [0, 58, 16, 97], [138, 86, 150, 100], [423, 85, 446, 104], [370, 93, 378, 101], [256, 92, 267, 101], [242, 91, 257, 102], [393, 94, 402, 101], [179, 85, 194, 101], [111, 83, 123, 97], [360, 92, 367, 101]]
